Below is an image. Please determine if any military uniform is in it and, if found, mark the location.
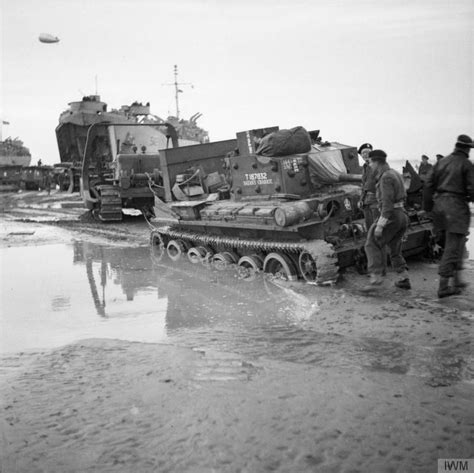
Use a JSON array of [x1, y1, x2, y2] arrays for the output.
[[361, 162, 380, 230], [424, 138, 474, 296], [418, 158, 433, 183], [364, 159, 410, 288]]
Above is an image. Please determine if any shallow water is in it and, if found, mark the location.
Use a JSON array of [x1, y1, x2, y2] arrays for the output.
[[1, 240, 472, 384]]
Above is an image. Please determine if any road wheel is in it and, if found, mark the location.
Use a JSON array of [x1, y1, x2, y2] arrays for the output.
[[237, 254, 264, 281], [187, 246, 213, 264], [263, 252, 298, 281], [167, 240, 187, 261], [212, 251, 238, 270]]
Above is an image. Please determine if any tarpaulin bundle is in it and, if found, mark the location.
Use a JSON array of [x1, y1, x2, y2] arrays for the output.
[[308, 149, 347, 184], [256, 126, 311, 157]]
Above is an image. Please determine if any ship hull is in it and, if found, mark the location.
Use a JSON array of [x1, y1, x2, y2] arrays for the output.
[[0, 155, 32, 166]]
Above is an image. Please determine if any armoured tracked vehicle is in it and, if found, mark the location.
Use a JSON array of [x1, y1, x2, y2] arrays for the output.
[[150, 127, 433, 284], [81, 123, 179, 221]]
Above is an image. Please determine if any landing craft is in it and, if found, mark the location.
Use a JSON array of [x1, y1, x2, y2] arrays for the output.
[[38, 33, 60, 44]]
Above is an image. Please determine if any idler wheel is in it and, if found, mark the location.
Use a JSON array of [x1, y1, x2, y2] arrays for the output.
[[237, 254, 264, 281], [166, 239, 188, 261], [187, 246, 213, 264], [298, 251, 318, 282], [212, 251, 239, 270], [263, 252, 298, 281], [150, 232, 165, 263]]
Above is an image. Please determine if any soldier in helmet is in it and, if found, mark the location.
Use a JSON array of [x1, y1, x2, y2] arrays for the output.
[[362, 149, 411, 292], [424, 134, 474, 298]]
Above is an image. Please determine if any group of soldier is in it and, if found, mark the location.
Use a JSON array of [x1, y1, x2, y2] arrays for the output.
[[357, 135, 474, 298]]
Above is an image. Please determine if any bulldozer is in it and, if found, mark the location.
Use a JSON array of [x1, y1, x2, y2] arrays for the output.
[[81, 123, 178, 221]]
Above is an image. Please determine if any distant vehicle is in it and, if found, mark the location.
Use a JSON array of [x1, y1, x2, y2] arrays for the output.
[[0, 165, 23, 192], [21, 166, 53, 191], [38, 33, 60, 44]]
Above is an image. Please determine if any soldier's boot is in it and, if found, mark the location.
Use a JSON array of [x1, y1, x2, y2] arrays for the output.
[[395, 278, 411, 290], [394, 270, 411, 290], [453, 271, 468, 290], [438, 277, 461, 298], [360, 274, 384, 293]]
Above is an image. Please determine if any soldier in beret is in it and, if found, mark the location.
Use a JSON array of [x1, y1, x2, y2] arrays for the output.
[[362, 149, 411, 292], [418, 155, 433, 183], [424, 134, 474, 297], [358, 143, 380, 230]]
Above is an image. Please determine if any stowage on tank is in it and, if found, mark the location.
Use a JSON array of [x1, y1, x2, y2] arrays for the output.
[[149, 126, 433, 285]]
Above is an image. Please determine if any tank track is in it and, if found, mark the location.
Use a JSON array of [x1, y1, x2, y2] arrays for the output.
[[151, 226, 339, 285], [97, 185, 122, 222]]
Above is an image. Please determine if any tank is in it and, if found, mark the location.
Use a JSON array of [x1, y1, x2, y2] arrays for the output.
[[149, 126, 434, 285]]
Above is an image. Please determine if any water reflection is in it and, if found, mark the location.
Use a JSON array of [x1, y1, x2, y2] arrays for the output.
[[72, 242, 164, 317], [0, 243, 168, 353], [0, 241, 472, 384]]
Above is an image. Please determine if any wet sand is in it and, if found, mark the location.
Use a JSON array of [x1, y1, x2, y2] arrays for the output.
[[1, 340, 473, 473], [1, 191, 473, 472]]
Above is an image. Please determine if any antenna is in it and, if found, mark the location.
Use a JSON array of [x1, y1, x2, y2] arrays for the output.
[[95, 75, 98, 95], [162, 65, 193, 119]]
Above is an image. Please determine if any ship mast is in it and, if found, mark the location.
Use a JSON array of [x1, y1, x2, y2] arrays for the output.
[[163, 65, 193, 119]]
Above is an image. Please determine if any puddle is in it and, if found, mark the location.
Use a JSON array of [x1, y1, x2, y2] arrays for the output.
[[0, 243, 168, 353], [1, 240, 472, 384]]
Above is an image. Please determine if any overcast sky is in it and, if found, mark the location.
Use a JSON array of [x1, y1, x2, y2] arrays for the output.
[[1, 0, 473, 166]]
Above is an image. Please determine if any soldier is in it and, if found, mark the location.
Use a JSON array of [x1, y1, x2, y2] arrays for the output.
[[358, 143, 380, 230], [423, 134, 474, 298], [362, 149, 411, 292], [418, 155, 433, 182], [43, 171, 51, 195]]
